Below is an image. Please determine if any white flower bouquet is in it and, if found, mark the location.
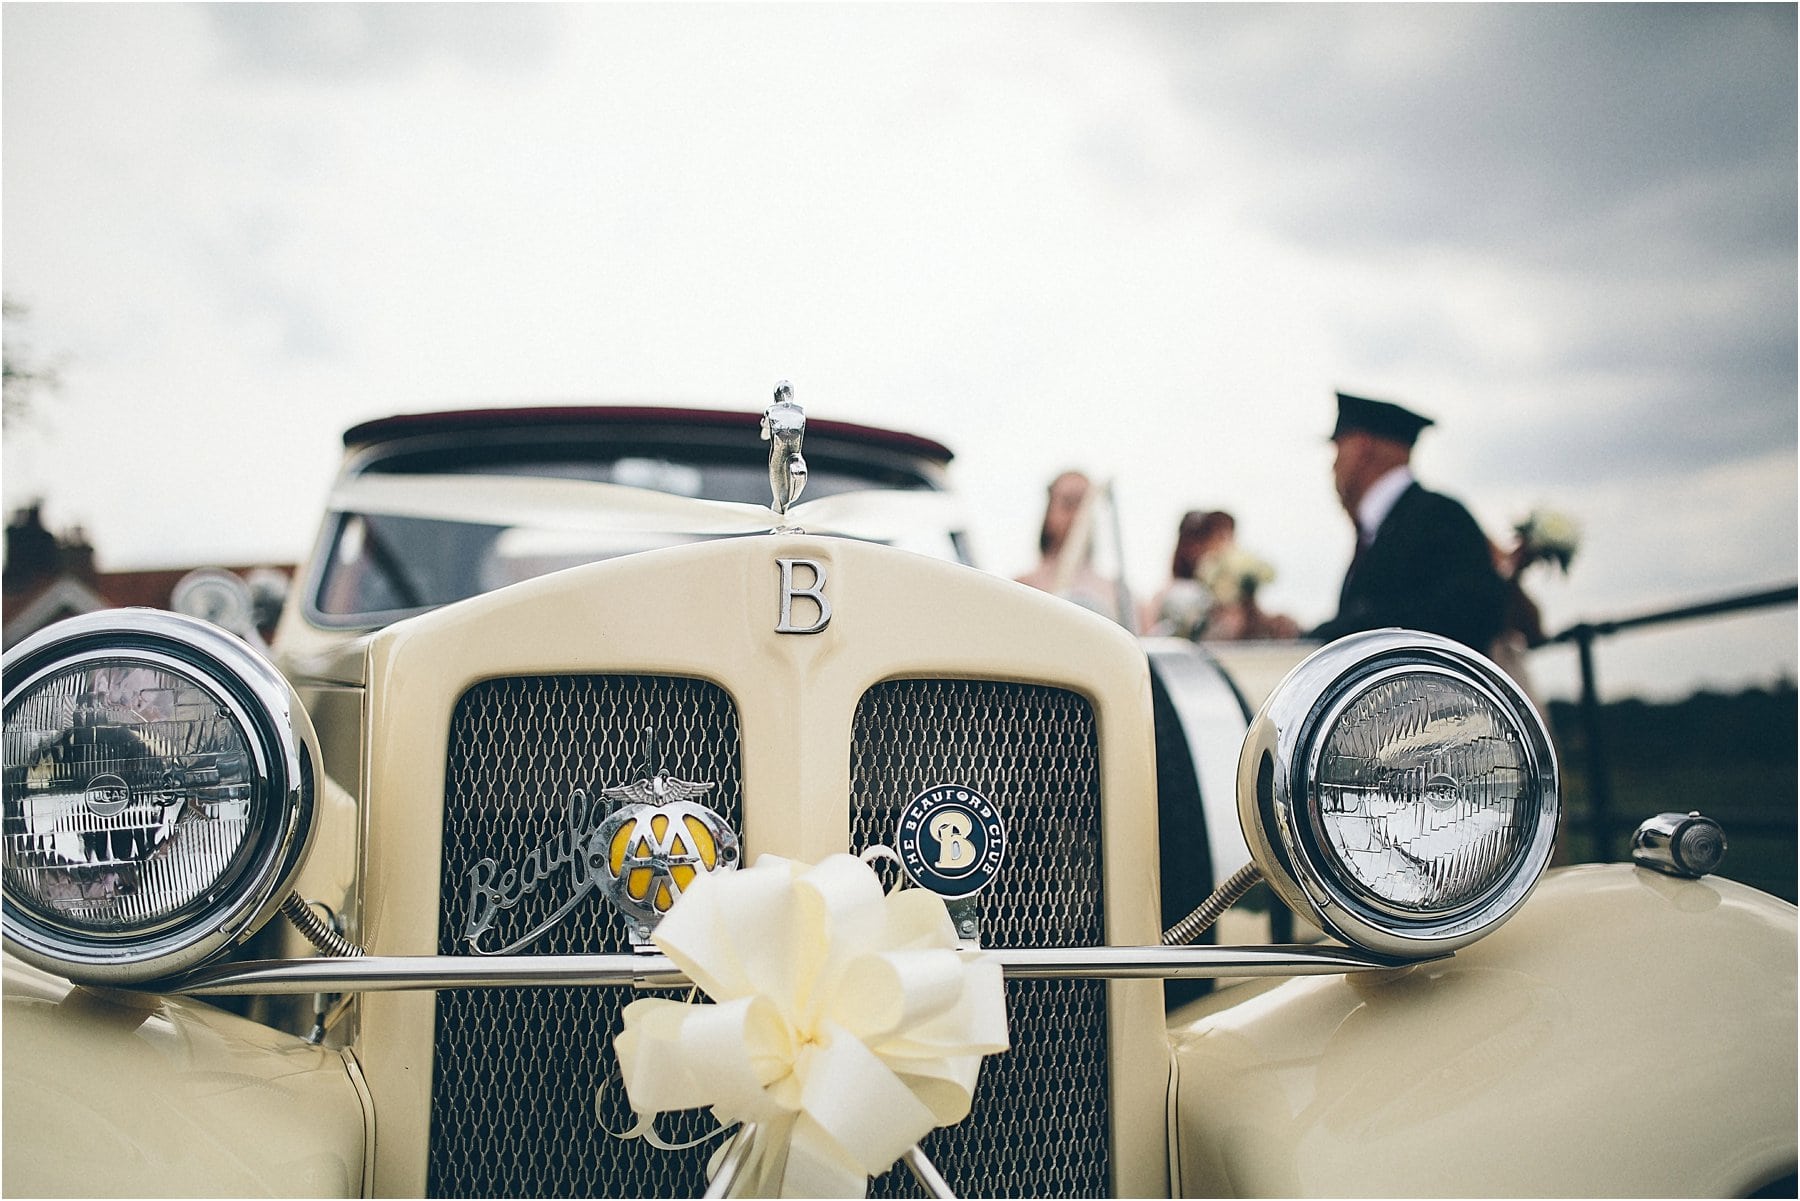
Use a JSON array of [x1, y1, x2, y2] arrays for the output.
[[1197, 544, 1276, 606], [1514, 508, 1580, 574], [1155, 579, 1214, 639]]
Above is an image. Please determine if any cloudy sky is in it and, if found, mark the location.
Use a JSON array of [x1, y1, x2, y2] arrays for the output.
[[3, 3, 1794, 701]]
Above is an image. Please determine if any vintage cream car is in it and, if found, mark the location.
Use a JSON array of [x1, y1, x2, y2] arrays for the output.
[[3, 391, 1794, 1198]]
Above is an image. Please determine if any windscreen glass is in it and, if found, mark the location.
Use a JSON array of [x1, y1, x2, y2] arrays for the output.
[[313, 447, 948, 622]]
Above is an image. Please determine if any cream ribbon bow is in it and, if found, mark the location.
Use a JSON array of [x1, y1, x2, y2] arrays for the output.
[[612, 853, 1010, 1197]]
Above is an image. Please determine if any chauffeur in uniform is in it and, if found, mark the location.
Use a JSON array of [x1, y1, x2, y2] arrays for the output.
[[1312, 392, 1505, 652]]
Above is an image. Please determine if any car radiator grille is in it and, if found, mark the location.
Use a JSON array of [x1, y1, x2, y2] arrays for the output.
[[851, 679, 1108, 1199], [431, 675, 739, 1198], [429, 675, 1107, 1198]]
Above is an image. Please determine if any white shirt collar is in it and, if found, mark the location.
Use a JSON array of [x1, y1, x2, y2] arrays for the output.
[[1356, 464, 1415, 542]]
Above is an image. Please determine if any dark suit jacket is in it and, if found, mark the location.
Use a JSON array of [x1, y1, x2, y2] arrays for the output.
[[1313, 482, 1505, 652]]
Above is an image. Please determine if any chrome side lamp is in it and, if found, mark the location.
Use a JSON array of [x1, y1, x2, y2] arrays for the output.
[[1632, 811, 1727, 878]]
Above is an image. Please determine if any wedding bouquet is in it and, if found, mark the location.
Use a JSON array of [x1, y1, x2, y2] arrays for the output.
[[1514, 508, 1580, 574], [1197, 544, 1276, 606], [1156, 578, 1213, 639]]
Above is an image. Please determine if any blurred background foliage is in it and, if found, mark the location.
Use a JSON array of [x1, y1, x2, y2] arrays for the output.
[[1550, 683, 1797, 902]]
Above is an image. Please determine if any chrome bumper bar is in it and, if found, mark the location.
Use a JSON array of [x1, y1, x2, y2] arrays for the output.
[[152, 943, 1430, 995]]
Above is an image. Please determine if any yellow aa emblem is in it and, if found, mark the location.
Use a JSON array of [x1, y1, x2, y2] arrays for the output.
[[597, 798, 741, 928], [609, 808, 720, 912]]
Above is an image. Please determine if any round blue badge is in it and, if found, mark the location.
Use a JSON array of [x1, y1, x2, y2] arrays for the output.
[[895, 784, 1006, 899]]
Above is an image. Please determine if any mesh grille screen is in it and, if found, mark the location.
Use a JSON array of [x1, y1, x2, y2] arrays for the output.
[[429, 674, 1109, 1198], [850, 679, 1109, 1199], [431, 675, 740, 1198]]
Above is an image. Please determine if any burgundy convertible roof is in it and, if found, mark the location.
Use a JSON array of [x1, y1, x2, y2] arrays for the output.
[[342, 405, 954, 462]]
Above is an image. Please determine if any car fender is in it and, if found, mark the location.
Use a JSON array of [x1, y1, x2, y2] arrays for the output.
[[1169, 863, 1797, 1197], [3, 953, 369, 1198]]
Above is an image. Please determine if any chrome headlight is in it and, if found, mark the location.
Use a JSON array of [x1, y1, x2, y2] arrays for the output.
[[1239, 630, 1559, 958], [2, 610, 317, 984]]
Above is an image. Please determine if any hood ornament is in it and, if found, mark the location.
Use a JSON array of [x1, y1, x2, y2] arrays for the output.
[[761, 381, 808, 530]]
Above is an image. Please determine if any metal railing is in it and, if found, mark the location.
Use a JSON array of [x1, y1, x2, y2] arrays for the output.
[[1544, 582, 1797, 859]]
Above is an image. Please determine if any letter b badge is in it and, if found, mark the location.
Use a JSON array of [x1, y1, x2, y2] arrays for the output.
[[776, 558, 831, 634]]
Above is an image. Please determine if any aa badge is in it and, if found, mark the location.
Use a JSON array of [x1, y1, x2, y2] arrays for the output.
[[597, 773, 741, 940]]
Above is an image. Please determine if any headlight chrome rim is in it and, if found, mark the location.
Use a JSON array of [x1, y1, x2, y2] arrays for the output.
[[2, 609, 317, 984], [1240, 629, 1560, 958]]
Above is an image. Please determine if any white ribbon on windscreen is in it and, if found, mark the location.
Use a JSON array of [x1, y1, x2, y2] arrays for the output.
[[327, 473, 968, 556]]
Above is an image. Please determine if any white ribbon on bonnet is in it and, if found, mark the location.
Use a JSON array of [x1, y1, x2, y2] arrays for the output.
[[611, 854, 1010, 1198]]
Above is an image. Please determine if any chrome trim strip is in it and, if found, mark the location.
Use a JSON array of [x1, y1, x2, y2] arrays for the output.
[[903, 1145, 957, 1198], [987, 944, 1430, 978], [151, 943, 1432, 995], [1143, 640, 1254, 888], [701, 1124, 757, 1199]]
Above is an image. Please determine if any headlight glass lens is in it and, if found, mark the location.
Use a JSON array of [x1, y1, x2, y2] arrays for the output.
[[3, 656, 264, 936], [1312, 668, 1535, 918]]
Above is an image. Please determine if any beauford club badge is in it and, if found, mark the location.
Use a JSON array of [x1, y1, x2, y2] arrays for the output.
[[895, 784, 1007, 900]]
